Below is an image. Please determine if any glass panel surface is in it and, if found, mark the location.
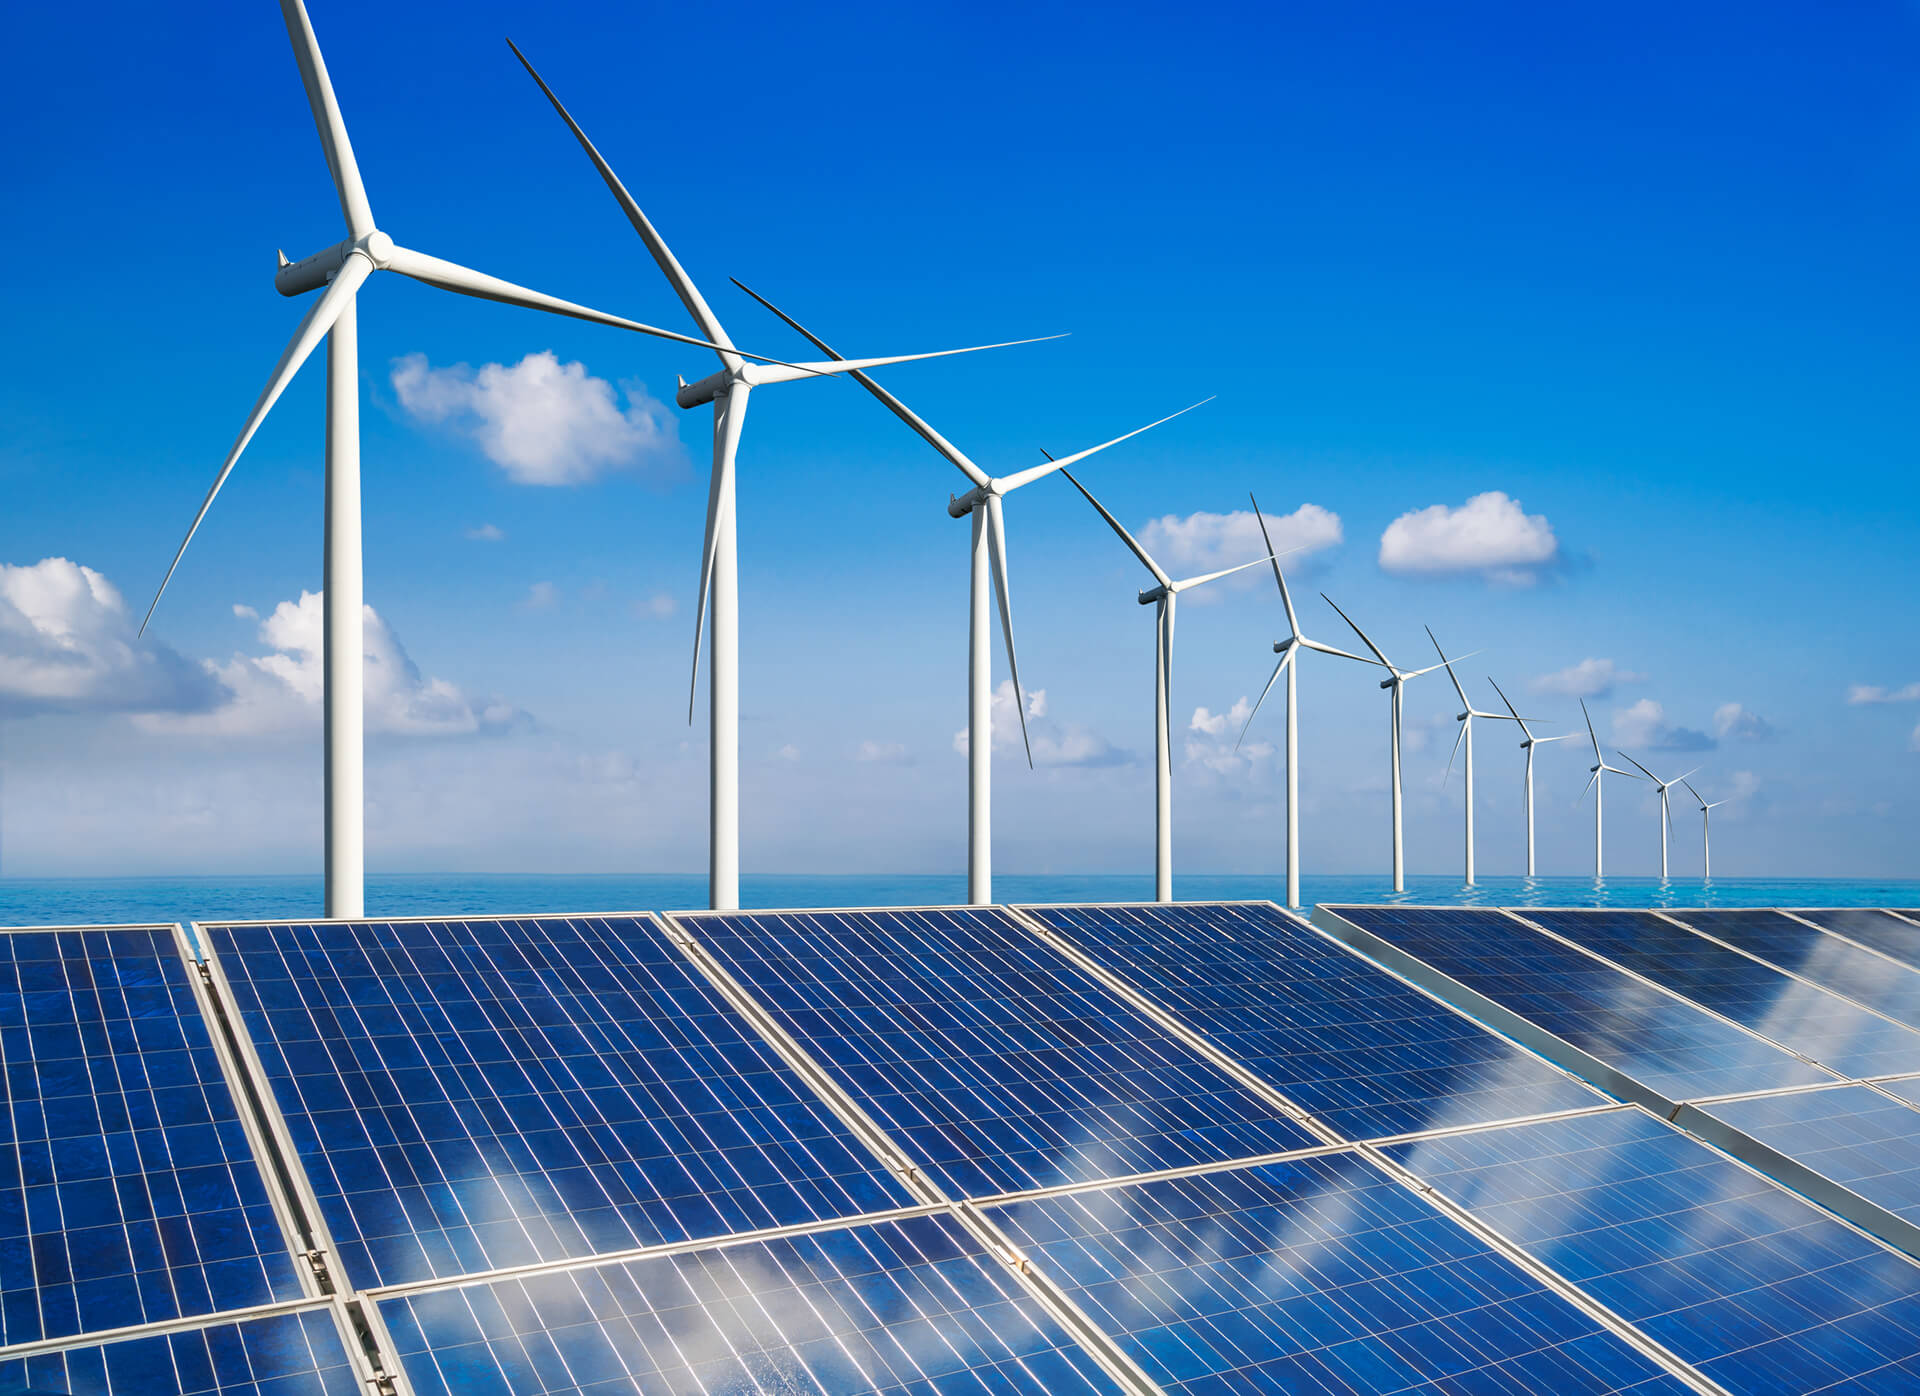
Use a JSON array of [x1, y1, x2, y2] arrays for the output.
[[0, 926, 303, 1347], [1790, 909, 1920, 975], [377, 1210, 1123, 1396], [684, 908, 1318, 1198], [1670, 909, 1920, 1029], [987, 1149, 1686, 1394], [207, 916, 913, 1291], [1023, 901, 1602, 1141], [0, 1306, 359, 1396], [1704, 1084, 1920, 1225], [1328, 906, 1835, 1101], [1389, 1109, 1920, 1394]]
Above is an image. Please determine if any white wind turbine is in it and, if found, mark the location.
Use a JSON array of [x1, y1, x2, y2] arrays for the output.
[[1578, 698, 1641, 879], [1429, 627, 1521, 886], [729, 280, 1208, 905], [1321, 597, 1460, 893], [1684, 779, 1726, 879], [1618, 751, 1700, 880], [1056, 471, 1273, 902], [140, 0, 796, 919], [511, 45, 1054, 910], [1488, 677, 1574, 877], [1236, 497, 1378, 908]]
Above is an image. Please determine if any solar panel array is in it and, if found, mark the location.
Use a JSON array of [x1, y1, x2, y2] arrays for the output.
[[5, 902, 1919, 1394]]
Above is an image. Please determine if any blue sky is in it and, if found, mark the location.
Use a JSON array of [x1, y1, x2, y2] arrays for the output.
[[2, 0, 1916, 879]]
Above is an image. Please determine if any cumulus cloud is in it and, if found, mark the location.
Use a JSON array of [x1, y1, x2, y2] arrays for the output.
[[1182, 696, 1276, 776], [1712, 702, 1775, 743], [392, 351, 686, 486], [952, 681, 1130, 767], [465, 523, 505, 542], [1849, 682, 1920, 705], [1190, 698, 1252, 738], [0, 558, 226, 718], [1138, 504, 1342, 596], [1529, 657, 1644, 700], [1379, 491, 1559, 584], [232, 604, 258, 621], [139, 592, 523, 740], [1612, 698, 1714, 753], [854, 740, 911, 765]]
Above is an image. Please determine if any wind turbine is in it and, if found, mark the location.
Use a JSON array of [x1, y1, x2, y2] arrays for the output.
[[1321, 598, 1459, 893], [1056, 471, 1272, 902], [1618, 752, 1700, 879], [139, 0, 801, 919], [511, 45, 1054, 910], [1236, 496, 1378, 908], [1578, 698, 1641, 878], [1429, 627, 1520, 886], [1684, 779, 1726, 879], [1488, 677, 1574, 876], [727, 281, 1208, 905]]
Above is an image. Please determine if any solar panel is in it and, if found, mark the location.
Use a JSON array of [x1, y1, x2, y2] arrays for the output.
[[1521, 909, 1920, 1080], [1668, 908, 1920, 1030], [373, 1209, 1126, 1396], [1791, 909, 1920, 975], [1388, 1108, 1920, 1393], [202, 915, 915, 1292], [1702, 1085, 1920, 1227], [0, 1303, 363, 1396], [1322, 906, 1835, 1102], [675, 907, 1320, 1199], [0, 924, 306, 1349], [985, 1148, 1690, 1394], [1018, 901, 1603, 1142]]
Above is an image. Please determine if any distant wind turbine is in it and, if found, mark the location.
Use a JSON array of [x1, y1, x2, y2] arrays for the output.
[[140, 0, 796, 919], [1057, 471, 1272, 902], [1238, 497, 1378, 908], [1430, 628, 1520, 886], [1578, 698, 1642, 878], [1684, 780, 1726, 879], [1488, 677, 1575, 877], [730, 280, 1209, 905], [1618, 752, 1700, 879], [511, 45, 1053, 910]]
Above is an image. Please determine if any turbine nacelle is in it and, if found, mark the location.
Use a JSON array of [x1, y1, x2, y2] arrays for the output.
[[275, 230, 396, 296], [677, 367, 734, 408]]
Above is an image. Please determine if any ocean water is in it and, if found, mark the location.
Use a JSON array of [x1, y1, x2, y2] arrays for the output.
[[0, 871, 1913, 930]]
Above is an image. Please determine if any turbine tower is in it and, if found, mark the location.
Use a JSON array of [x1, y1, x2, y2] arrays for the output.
[[1237, 497, 1377, 908], [1430, 627, 1519, 886], [730, 280, 1209, 905], [1618, 752, 1700, 879], [1578, 698, 1641, 878], [1057, 471, 1272, 902], [1684, 779, 1726, 879], [1489, 676, 1574, 877], [511, 46, 1048, 910], [142, 0, 788, 919], [1322, 597, 1456, 893]]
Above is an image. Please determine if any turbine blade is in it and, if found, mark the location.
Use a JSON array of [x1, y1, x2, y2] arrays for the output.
[[1056, 468, 1170, 587], [985, 493, 1033, 767], [1249, 492, 1302, 639], [746, 336, 1065, 388], [1444, 719, 1466, 787], [1237, 649, 1293, 753], [1618, 750, 1659, 782], [688, 390, 748, 720], [280, 0, 373, 237], [1426, 625, 1472, 707], [1320, 593, 1393, 669], [1300, 637, 1378, 665], [1674, 766, 1701, 787], [1580, 767, 1599, 800], [141, 255, 371, 634], [998, 397, 1213, 494], [1172, 553, 1274, 592]]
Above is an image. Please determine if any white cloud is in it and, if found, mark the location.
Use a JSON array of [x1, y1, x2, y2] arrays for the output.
[[1138, 504, 1342, 596], [854, 739, 911, 765], [1182, 695, 1276, 776], [635, 592, 677, 620], [774, 743, 801, 762], [1849, 682, 1920, 705], [232, 604, 258, 621], [1529, 657, 1644, 700], [1379, 491, 1559, 584], [517, 582, 559, 612], [0, 558, 226, 718], [1190, 698, 1252, 737], [392, 351, 686, 487], [139, 592, 522, 740], [465, 523, 505, 542], [1612, 698, 1714, 754], [952, 681, 1129, 767], [1712, 702, 1774, 743]]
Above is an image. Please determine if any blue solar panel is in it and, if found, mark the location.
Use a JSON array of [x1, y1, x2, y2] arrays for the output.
[[0, 1304, 360, 1396], [1790, 909, 1920, 975], [0, 925, 304, 1349], [376, 1210, 1124, 1396], [1327, 906, 1835, 1101], [205, 915, 914, 1291], [680, 907, 1319, 1198], [1388, 1108, 1920, 1393], [1669, 908, 1920, 1030], [987, 1149, 1687, 1394], [1523, 909, 1920, 1080], [1704, 1085, 1920, 1226], [1022, 901, 1603, 1141]]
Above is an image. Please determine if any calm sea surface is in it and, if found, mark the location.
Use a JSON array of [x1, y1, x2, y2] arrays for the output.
[[0, 872, 1912, 929]]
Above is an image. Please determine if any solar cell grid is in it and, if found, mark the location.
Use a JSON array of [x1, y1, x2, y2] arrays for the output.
[[204, 915, 914, 1292], [0, 925, 304, 1349], [1702, 1084, 1920, 1227], [1020, 901, 1603, 1142], [1521, 909, 1920, 1080], [0, 1304, 360, 1396], [1326, 905, 1836, 1101], [1668, 908, 1920, 1030], [986, 1148, 1688, 1395], [1389, 1108, 1920, 1394], [1789, 909, 1920, 976], [680, 907, 1320, 1199], [375, 1209, 1125, 1396]]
